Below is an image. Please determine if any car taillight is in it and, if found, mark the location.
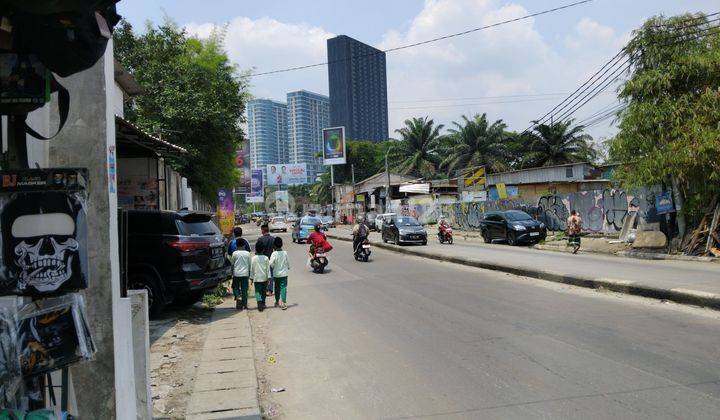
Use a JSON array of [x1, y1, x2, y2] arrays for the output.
[[167, 241, 210, 252]]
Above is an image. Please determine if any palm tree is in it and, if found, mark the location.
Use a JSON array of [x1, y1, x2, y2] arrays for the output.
[[389, 117, 443, 178], [522, 119, 597, 168], [310, 172, 331, 204], [439, 114, 510, 174]]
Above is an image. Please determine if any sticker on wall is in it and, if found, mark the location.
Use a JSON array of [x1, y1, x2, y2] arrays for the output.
[[107, 145, 116, 193], [0, 169, 89, 296]]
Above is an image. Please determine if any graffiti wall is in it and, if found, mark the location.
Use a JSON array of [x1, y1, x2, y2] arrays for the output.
[[392, 187, 665, 234]]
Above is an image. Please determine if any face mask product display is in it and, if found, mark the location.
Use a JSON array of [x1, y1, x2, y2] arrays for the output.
[[0, 169, 88, 296], [16, 293, 94, 378]]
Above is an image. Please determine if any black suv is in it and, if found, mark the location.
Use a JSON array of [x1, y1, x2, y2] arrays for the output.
[[125, 209, 230, 314], [480, 210, 547, 245]]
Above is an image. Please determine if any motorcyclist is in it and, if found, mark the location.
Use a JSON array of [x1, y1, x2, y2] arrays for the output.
[[438, 216, 451, 238], [308, 223, 329, 257], [352, 217, 369, 254]]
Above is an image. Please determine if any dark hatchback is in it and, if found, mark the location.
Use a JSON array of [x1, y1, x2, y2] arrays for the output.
[[382, 215, 427, 245], [125, 209, 230, 314], [480, 210, 547, 245]]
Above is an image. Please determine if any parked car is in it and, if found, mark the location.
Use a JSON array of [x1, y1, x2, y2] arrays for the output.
[[125, 209, 231, 315], [480, 210, 547, 245], [382, 215, 427, 245], [236, 213, 250, 224], [292, 215, 324, 243], [286, 214, 298, 223], [269, 216, 288, 232], [321, 215, 336, 228], [375, 213, 396, 231]]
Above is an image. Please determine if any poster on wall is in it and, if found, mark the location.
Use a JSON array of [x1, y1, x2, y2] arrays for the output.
[[217, 189, 234, 235], [655, 191, 675, 215], [266, 163, 307, 186], [461, 166, 486, 191], [322, 127, 346, 165], [0, 169, 89, 296], [247, 169, 264, 203], [235, 142, 251, 194], [117, 177, 159, 210]]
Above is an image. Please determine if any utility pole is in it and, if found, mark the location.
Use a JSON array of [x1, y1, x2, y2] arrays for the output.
[[330, 165, 335, 218], [385, 145, 393, 213]]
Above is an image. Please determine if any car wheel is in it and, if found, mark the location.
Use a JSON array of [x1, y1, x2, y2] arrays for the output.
[[507, 231, 517, 246], [482, 230, 492, 244], [129, 273, 164, 315]]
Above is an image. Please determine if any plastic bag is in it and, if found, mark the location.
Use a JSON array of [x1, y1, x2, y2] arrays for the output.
[[17, 293, 95, 377]]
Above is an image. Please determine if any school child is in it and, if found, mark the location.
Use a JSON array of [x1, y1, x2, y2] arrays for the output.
[[269, 237, 290, 310], [229, 231, 251, 310], [250, 242, 271, 311]]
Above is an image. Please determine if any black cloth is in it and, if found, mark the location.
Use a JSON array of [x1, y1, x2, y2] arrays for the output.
[[353, 235, 367, 254], [255, 234, 275, 258]]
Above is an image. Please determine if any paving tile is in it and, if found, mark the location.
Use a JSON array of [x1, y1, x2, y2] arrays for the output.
[[201, 346, 253, 361], [194, 371, 257, 392], [197, 359, 255, 375], [187, 388, 257, 414]]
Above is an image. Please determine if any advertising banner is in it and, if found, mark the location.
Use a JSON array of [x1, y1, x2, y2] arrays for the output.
[[322, 127, 346, 165], [655, 191, 675, 215], [247, 169, 264, 203], [266, 163, 307, 186], [217, 189, 234, 235], [275, 190, 289, 213], [0, 168, 89, 296], [235, 141, 251, 194]]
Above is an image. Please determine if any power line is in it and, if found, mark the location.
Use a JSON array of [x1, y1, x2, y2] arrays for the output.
[[523, 16, 720, 133], [389, 97, 561, 111], [249, 0, 594, 77], [389, 93, 573, 104]]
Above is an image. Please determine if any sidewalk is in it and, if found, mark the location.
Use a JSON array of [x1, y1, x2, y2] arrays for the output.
[[330, 225, 720, 310], [186, 299, 261, 419]]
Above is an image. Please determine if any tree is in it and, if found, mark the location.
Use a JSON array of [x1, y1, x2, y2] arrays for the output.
[[389, 117, 442, 178], [310, 172, 331, 205], [439, 114, 510, 175], [609, 13, 720, 220], [332, 140, 386, 184], [114, 20, 249, 202], [521, 119, 597, 168]]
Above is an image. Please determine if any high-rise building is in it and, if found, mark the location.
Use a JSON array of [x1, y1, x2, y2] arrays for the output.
[[287, 90, 330, 183], [247, 99, 288, 171], [327, 35, 389, 143]]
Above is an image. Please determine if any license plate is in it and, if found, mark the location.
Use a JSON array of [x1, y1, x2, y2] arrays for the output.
[[530, 232, 540, 237], [315, 253, 326, 257], [362, 245, 371, 249], [211, 247, 222, 257]]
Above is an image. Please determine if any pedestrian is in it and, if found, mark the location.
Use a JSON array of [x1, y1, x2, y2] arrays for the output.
[[250, 241, 271, 311], [255, 224, 275, 296], [269, 236, 290, 310], [567, 210, 583, 254], [229, 230, 251, 311], [227, 226, 251, 257]]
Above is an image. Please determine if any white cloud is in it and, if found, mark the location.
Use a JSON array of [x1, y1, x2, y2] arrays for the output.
[[185, 17, 334, 101], [184, 1, 629, 140]]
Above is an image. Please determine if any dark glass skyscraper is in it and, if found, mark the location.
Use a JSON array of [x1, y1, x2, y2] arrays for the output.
[[327, 35, 389, 143]]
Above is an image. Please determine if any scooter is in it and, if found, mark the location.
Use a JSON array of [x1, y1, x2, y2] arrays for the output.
[[354, 237, 371, 262], [310, 247, 329, 273], [438, 227, 454, 244]]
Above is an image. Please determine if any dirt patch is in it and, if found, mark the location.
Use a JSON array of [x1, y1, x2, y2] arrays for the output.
[[149, 304, 215, 419], [248, 309, 283, 419]]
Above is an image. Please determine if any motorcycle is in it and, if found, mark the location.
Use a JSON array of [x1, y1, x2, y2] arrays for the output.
[[438, 226, 454, 244], [354, 237, 371, 262], [310, 246, 329, 273]]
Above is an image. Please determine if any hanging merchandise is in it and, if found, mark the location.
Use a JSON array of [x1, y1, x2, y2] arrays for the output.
[[0, 54, 51, 115], [0, 307, 22, 408], [0, 169, 88, 296], [17, 293, 94, 378]]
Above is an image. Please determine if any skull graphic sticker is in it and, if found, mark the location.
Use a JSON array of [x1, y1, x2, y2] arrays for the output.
[[0, 191, 88, 296]]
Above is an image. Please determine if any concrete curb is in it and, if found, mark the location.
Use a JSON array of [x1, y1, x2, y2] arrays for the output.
[[328, 232, 720, 311], [534, 243, 719, 263]]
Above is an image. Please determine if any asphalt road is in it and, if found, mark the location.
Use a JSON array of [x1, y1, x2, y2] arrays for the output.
[[250, 230, 720, 419]]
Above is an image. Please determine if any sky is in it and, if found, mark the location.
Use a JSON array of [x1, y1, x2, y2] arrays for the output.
[[117, 0, 717, 142]]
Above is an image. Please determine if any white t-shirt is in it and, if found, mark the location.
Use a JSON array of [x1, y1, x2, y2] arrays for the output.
[[250, 255, 270, 282], [230, 250, 251, 277], [269, 250, 290, 277]]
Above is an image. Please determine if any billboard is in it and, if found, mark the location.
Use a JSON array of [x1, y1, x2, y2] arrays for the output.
[[247, 169, 264, 203], [275, 190, 289, 213], [217, 189, 234, 235], [266, 163, 307, 186], [322, 127, 346, 165], [235, 141, 251, 194]]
